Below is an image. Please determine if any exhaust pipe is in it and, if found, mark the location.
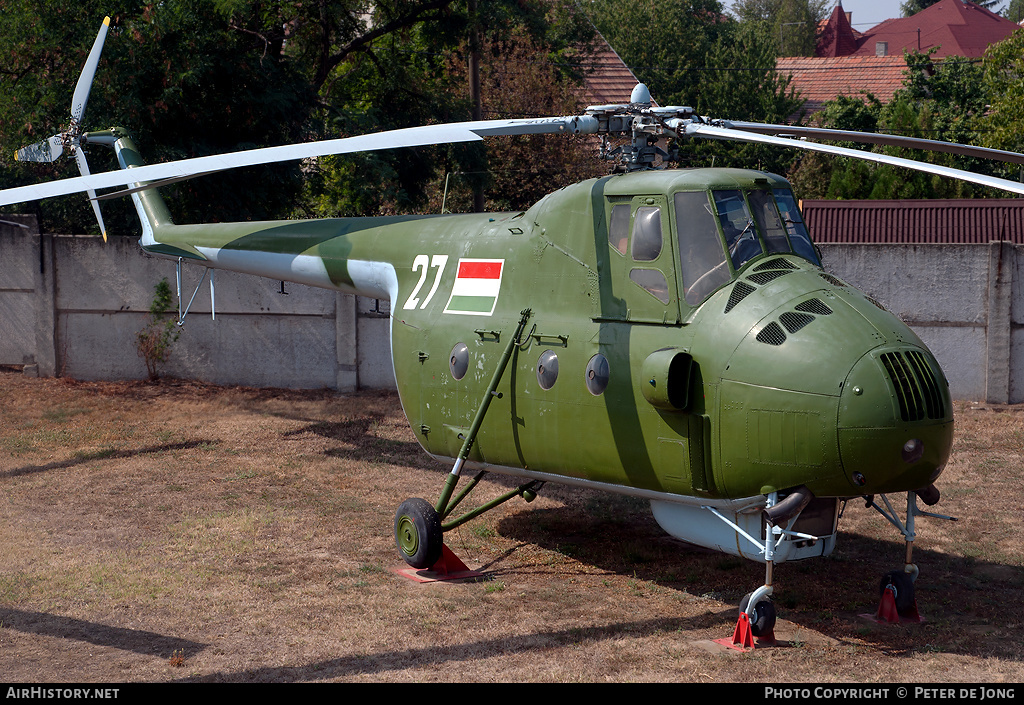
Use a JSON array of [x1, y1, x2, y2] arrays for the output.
[[763, 485, 813, 526]]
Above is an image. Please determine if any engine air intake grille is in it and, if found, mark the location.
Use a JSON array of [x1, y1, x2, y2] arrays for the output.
[[779, 311, 815, 334], [880, 351, 946, 422], [754, 258, 797, 272], [725, 281, 756, 313], [747, 269, 790, 286], [756, 322, 787, 346], [819, 273, 846, 287], [795, 298, 833, 316]]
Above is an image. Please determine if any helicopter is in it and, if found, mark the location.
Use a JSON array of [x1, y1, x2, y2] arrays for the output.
[[7, 17, 1024, 646]]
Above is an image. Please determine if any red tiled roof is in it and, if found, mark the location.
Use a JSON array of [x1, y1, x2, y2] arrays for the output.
[[580, 37, 644, 106], [776, 56, 906, 116], [853, 0, 1019, 57]]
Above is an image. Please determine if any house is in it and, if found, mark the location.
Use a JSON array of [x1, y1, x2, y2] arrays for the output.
[[851, 0, 1019, 58], [780, 1, 1021, 119]]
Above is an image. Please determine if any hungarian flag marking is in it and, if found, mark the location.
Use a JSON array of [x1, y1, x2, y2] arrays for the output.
[[443, 259, 504, 315]]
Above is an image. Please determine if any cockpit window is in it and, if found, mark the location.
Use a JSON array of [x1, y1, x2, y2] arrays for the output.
[[748, 190, 790, 254], [714, 190, 764, 270], [773, 189, 820, 265], [675, 191, 731, 306]]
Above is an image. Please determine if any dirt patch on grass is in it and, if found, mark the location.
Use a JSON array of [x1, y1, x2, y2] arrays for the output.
[[1, 368, 1022, 682]]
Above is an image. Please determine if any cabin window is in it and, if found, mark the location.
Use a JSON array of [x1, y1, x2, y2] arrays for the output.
[[714, 190, 764, 270], [609, 204, 630, 255], [629, 268, 670, 304], [675, 191, 731, 306], [773, 189, 819, 265], [630, 206, 663, 261]]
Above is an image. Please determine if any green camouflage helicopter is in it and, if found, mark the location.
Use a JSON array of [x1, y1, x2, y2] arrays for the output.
[[8, 17, 1024, 641]]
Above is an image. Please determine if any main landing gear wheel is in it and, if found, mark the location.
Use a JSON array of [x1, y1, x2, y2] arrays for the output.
[[879, 570, 915, 617], [739, 592, 777, 637], [395, 498, 443, 569]]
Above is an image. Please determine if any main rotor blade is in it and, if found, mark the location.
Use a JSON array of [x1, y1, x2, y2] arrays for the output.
[[74, 148, 107, 241], [70, 16, 111, 124], [0, 116, 596, 207], [15, 135, 64, 163], [684, 123, 1024, 197], [722, 121, 1024, 166]]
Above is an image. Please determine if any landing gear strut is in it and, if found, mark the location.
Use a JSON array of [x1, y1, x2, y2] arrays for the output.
[[394, 310, 542, 573], [864, 488, 956, 623]]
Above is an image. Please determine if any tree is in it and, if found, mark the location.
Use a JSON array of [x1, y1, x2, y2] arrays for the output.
[[903, 0, 1005, 16], [1, 0, 600, 231], [978, 28, 1024, 181], [0, 0, 316, 234], [585, 0, 733, 108], [901, 0, 940, 15], [1008, 0, 1024, 22], [729, 0, 831, 57]]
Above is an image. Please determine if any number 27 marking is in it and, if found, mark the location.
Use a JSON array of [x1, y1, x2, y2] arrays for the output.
[[402, 254, 449, 310]]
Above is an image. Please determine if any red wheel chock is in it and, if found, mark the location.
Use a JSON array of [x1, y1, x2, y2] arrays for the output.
[[876, 586, 900, 623], [731, 612, 755, 650], [866, 586, 923, 624], [392, 544, 484, 583], [714, 612, 777, 652]]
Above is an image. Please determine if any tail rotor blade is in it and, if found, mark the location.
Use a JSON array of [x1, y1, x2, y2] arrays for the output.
[[70, 16, 111, 124], [74, 147, 107, 242], [15, 135, 64, 163]]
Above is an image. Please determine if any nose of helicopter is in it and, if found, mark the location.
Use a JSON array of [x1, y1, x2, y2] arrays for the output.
[[711, 271, 954, 498], [837, 344, 953, 494]]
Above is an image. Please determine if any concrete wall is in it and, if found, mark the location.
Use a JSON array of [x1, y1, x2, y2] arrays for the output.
[[1, 218, 1020, 402], [0, 221, 395, 391], [820, 242, 1018, 404]]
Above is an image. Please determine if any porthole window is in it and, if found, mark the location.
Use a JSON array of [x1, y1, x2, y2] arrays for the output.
[[449, 342, 469, 380], [585, 353, 610, 396], [537, 350, 559, 390]]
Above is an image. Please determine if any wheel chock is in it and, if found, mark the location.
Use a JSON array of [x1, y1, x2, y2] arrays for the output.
[[876, 586, 900, 624], [713, 612, 755, 651], [861, 586, 924, 624], [732, 612, 755, 649], [392, 544, 485, 583], [712, 612, 780, 652], [431, 545, 472, 576]]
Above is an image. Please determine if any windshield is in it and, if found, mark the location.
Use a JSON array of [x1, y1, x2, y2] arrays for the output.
[[773, 189, 819, 265], [673, 188, 821, 307], [714, 190, 763, 270]]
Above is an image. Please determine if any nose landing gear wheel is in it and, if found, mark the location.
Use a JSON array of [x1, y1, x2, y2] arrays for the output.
[[739, 592, 777, 637], [395, 498, 443, 569]]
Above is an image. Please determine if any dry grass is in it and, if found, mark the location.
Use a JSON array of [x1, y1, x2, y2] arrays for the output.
[[1, 367, 1022, 682]]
